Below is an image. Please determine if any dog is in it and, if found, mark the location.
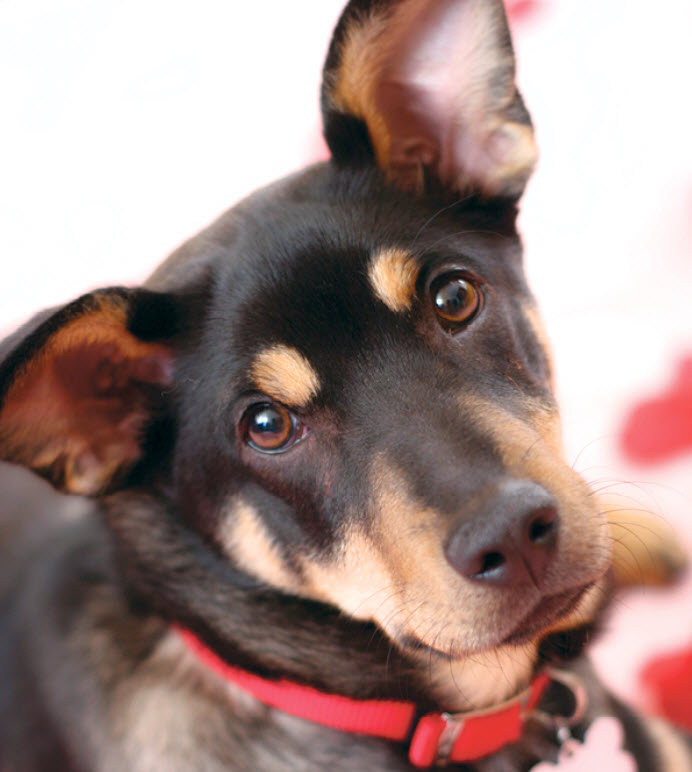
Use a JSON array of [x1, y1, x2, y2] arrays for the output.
[[1, 0, 690, 769]]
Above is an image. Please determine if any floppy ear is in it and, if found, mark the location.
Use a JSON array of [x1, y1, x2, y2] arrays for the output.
[[0, 288, 180, 496], [321, 0, 536, 199]]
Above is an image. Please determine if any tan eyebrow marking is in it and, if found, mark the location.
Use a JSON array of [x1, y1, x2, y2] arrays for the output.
[[251, 344, 320, 407], [368, 248, 419, 312]]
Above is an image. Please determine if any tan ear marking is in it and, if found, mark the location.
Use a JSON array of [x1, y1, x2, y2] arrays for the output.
[[251, 345, 320, 408], [0, 296, 172, 495], [324, 0, 537, 197], [368, 248, 419, 312], [329, 8, 390, 163]]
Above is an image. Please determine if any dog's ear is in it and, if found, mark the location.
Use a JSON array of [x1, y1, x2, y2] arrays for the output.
[[0, 288, 180, 496], [321, 0, 536, 199]]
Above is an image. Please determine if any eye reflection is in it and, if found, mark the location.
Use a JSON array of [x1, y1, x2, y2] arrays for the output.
[[430, 274, 482, 328], [243, 403, 304, 453]]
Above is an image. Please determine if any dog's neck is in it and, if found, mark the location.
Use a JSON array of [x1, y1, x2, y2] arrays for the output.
[[105, 489, 540, 711], [105, 490, 431, 702], [424, 644, 539, 711]]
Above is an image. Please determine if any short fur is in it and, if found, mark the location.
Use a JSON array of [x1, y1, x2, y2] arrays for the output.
[[0, 1, 690, 770]]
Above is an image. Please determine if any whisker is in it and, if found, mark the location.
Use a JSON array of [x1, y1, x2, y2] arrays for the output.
[[410, 197, 473, 245]]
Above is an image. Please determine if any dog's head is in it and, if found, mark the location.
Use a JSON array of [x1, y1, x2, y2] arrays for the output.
[[0, 0, 610, 708]]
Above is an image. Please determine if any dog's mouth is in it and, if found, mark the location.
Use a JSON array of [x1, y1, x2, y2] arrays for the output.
[[395, 583, 593, 660], [501, 584, 592, 646]]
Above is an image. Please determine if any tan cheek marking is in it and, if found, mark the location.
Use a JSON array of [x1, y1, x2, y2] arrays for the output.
[[301, 530, 396, 621], [251, 345, 320, 407], [305, 464, 533, 640], [460, 392, 564, 457], [645, 717, 692, 772], [300, 459, 546, 710], [461, 394, 565, 477], [368, 248, 419, 313], [218, 498, 302, 593], [299, 462, 448, 628]]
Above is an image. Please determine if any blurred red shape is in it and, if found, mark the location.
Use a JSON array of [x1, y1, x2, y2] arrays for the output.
[[505, 0, 542, 24], [641, 645, 692, 732], [620, 356, 692, 464]]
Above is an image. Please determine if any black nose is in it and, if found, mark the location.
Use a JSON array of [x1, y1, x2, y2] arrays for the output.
[[445, 479, 558, 588]]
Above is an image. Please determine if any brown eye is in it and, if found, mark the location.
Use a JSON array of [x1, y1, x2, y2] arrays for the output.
[[430, 274, 482, 328], [243, 403, 304, 453]]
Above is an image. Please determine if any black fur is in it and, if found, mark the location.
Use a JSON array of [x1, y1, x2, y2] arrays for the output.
[[1, 1, 690, 770]]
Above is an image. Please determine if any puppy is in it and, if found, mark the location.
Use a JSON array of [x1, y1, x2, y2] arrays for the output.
[[0, 0, 689, 769]]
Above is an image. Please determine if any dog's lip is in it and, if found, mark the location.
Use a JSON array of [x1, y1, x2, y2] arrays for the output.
[[395, 583, 594, 659], [398, 635, 454, 660], [501, 584, 592, 646]]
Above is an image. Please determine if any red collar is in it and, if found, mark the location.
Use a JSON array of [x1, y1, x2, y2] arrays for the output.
[[178, 628, 554, 767]]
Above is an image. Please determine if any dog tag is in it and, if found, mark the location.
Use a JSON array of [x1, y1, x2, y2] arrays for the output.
[[531, 717, 637, 771]]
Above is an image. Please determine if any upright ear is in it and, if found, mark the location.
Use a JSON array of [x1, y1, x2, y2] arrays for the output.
[[0, 288, 180, 496], [321, 0, 536, 199]]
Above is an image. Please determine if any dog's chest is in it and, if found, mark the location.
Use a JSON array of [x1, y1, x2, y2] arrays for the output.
[[103, 632, 411, 772]]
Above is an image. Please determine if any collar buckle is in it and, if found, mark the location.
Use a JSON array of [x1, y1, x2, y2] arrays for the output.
[[434, 713, 466, 766], [408, 675, 552, 768], [529, 666, 588, 731]]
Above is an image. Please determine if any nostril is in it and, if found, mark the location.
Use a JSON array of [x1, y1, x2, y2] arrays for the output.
[[527, 507, 557, 545], [477, 551, 506, 577], [444, 480, 560, 586]]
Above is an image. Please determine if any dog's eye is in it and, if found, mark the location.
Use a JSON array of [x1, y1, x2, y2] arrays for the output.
[[242, 403, 305, 454], [430, 273, 482, 329]]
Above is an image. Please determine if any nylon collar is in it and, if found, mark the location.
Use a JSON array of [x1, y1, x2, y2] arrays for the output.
[[177, 628, 576, 767]]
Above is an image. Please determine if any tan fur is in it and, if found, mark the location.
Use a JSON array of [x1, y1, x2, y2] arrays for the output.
[[300, 454, 607, 710], [329, 8, 391, 168], [0, 297, 170, 495], [251, 345, 320, 408], [605, 503, 689, 588], [465, 395, 611, 575], [301, 529, 397, 621], [220, 392, 612, 711], [427, 642, 538, 711], [474, 375, 687, 591], [328, 0, 537, 196], [301, 461, 468, 653], [540, 579, 608, 635], [368, 248, 419, 312], [301, 474, 539, 710], [219, 498, 302, 593]]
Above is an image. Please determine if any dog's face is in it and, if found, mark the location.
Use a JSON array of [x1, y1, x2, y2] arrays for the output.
[[0, 0, 610, 705], [167, 183, 608, 660]]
